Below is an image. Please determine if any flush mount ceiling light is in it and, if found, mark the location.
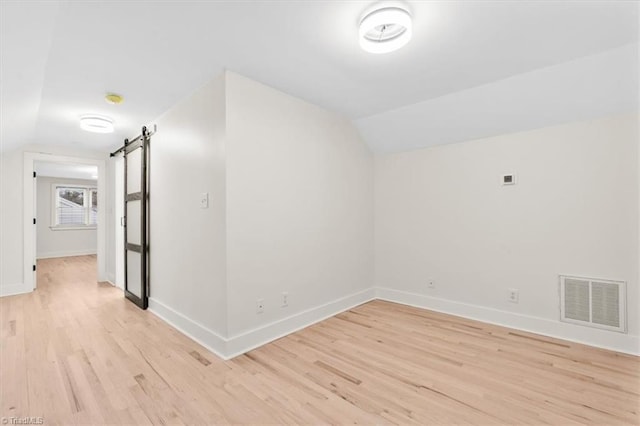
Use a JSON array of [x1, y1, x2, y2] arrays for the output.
[[359, 7, 412, 54], [79, 115, 114, 134]]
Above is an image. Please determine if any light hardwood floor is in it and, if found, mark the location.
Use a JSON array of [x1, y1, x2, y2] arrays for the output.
[[1, 255, 638, 425]]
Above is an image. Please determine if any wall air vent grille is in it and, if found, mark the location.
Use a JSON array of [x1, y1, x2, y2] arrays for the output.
[[559, 275, 626, 333]]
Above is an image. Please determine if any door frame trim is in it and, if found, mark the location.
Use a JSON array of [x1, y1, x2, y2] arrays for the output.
[[23, 152, 107, 290]]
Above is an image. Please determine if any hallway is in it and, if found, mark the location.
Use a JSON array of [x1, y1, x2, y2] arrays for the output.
[[1, 256, 638, 424]]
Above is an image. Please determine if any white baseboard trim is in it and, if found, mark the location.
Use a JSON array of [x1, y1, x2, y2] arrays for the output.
[[375, 287, 639, 356], [225, 288, 376, 359], [106, 275, 123, 289], [149, 288, 375, 360], [148, 298, 228, 360], [37, 249, 97, 259], [148, 286, 638, 360], [0, 283, 32, 297]]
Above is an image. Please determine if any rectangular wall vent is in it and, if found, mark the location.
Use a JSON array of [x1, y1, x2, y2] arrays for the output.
[[559, 275, 626, 333]]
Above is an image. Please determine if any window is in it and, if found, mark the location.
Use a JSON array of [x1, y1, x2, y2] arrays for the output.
[[52, 185, 98, 228]]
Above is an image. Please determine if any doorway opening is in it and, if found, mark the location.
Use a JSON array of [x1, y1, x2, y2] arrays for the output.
[[34, 161, 98, 269], [23, 153, 107, 291]]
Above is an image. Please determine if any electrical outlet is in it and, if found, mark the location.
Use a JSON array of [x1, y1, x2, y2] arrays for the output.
[[281, 292, 288, 307], [256, 299, 264, 314], [427, 279, 435, 289], [508, 288, 519, 303]]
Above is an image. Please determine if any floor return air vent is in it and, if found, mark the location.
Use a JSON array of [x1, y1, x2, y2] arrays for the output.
[[559, 275, 626, 333]]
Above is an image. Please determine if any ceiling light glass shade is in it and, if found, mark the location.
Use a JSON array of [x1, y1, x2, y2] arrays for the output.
[[359, 7, 412, 54], [80, 115, 114, 133]]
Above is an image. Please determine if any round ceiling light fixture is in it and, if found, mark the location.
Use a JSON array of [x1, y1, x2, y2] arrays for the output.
[[359, 7, 412, 54], [79, 115, 114, 134], [105, 93, 124, 105]]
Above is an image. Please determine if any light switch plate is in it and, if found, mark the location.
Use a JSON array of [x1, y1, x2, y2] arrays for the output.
[[200, 192, 209, 209]]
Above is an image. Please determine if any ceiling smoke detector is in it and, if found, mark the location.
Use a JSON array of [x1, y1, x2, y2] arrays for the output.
[[105, 93, 124, 105], [79, 115, 114, 134], [359, 7, 412, 54]]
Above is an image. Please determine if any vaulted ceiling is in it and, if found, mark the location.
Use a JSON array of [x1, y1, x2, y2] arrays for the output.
[[1, 1, 638, 154]]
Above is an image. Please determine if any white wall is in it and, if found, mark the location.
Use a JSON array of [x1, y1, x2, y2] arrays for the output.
[[0, 144, 110, 296], [149, 74, 228, 338], [147, 71, 374, 357], [225, 71, 374, 338], [0, 149, 24, 293], [110, 156, 124, 288], [36, 176, 97, 259], [375, 113, 639, 354]]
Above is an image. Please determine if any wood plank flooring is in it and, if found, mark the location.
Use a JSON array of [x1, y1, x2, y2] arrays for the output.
[[1, 255, 638, 424]]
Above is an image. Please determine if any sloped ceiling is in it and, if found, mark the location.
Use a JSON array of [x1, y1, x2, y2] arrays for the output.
[[1, 0, 638, 154], [357, 44, 639, 153]]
